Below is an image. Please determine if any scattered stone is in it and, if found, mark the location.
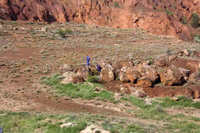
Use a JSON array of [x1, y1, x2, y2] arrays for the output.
[[184, 49, 191, 56], [145, 98, 152, 105], [177, 51, 184, 56], [131, 87, 146, 98], [114, 93, 122, 100], [13, 27, 18, 30], [178, 68, 190, 80], [39, 49, 46, 54], [80, 125, 110, 133], [41, 27, 47, 32], [170, 97, 179, 101], [168, 55, 177, 62], [60, 122, 76, 128]]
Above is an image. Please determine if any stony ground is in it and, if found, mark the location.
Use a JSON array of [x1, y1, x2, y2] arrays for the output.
[[0, 20, 200, 132]]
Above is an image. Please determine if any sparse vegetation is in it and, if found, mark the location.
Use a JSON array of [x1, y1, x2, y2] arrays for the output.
[[87, 75, 99, 83], [194, 35, 200, 43], [166, 9, 173, 16], [114, 2, 120, 8], [159, 96, 200, 109], [42, 74, 115, 102], [58, 28, 73, 38], [191, 13, 199, 28], [181, 16, 188, 24]]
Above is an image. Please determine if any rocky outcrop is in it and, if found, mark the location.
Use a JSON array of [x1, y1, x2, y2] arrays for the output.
[[0, 0, 200, 40]]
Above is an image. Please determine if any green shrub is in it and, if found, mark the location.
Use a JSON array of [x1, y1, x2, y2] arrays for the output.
[[58, 28, 73, 38], [194, 36, 200, 43], [88, 75, 99, 83], [114, 2, 120, 8], [191, 13, 199, 28], [166, 10, 173, 16]]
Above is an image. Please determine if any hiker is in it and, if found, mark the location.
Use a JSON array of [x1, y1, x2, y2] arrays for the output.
[[96, 64, 101, 72], [86, 56, 90, 68]]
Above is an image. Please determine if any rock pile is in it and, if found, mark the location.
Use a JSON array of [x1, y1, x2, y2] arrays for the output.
[[59, 49, 200, 99]]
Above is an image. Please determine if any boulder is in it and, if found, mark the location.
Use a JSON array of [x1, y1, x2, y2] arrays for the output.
[[137, 77, 153, 87], [59, 64, 73, 73], [194, 88, 200, 99], [119, 66, 141, 83], [77, 67, 89, 80], [119, 67, 130, 83], [113, 60, 134, 70], [154, 58, 168, 67], [100, 64, 114, 82], [61, 71, 76, 84], [113, 60, 134, 78], [134, 64, 159, 83], [189, 71, 200, 82], [159, 65, 185, 86], [126, 67, 141, 83]]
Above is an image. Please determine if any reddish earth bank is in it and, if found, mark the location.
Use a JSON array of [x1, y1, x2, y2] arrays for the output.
[[0, 0, 200, 40]]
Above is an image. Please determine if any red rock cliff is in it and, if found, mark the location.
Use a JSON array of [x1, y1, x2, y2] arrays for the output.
[[0, 0, 200, 40]]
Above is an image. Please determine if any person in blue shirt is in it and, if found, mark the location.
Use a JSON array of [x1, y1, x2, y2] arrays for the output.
[[86, 56, 90, 69], [96, 64, 101, 72]]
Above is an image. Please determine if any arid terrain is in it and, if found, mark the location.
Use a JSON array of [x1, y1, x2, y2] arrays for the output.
[[0, 1, 200, 132], [0, 18, 200, 132]]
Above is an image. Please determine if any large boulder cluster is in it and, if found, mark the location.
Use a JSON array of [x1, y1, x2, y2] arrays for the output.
[[59, 49, 200, 98], [100, 49, 200, 88]]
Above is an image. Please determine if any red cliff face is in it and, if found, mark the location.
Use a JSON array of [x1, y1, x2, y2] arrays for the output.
[[0, 0, 199, 40]]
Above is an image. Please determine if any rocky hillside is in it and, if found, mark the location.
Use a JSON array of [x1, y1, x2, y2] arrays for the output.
[[0, 0, 200, 40]]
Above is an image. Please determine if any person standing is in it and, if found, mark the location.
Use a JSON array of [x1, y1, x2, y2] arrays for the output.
[[86, 56, 90, 68]]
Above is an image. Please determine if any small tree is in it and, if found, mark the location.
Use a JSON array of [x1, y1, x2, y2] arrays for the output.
[[191, 13, 199, 28]]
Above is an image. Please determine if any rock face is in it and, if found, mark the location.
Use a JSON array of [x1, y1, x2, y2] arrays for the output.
[[0, 0, 200, 40]]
